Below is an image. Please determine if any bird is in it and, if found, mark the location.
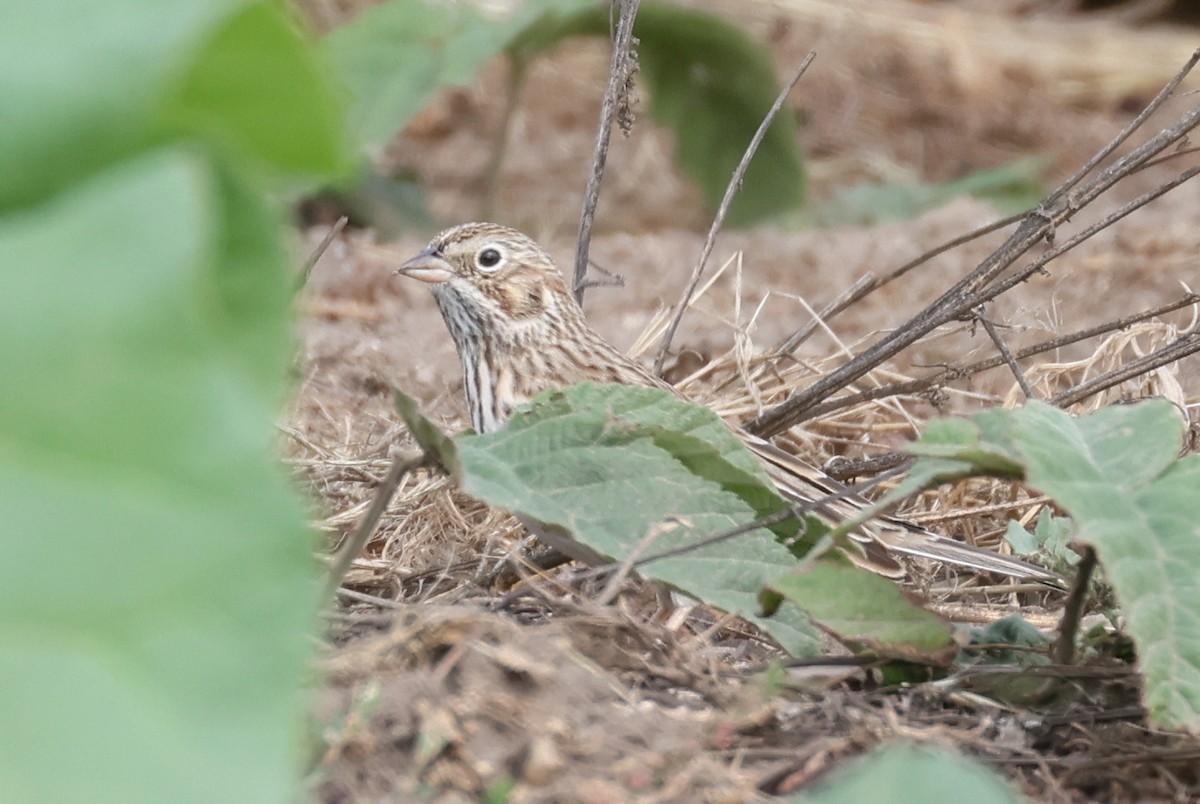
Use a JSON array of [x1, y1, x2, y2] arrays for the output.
[[391, 221, 1057, 582]]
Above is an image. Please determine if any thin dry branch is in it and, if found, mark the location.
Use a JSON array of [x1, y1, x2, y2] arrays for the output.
[[326, 450, 431, 599], [1053, 545, 1098, 665], [976, 308, 1036, 400], [652, 52, 816, 375], [792, 293, 1200, 423], [1051, 331, 1200, 407], [747, 51, 1200, 437], [574, 0, 641, 304], [823, 452, 914, 482], [770, 211, 1025, 358], [1043, 47, 1200, 209], [299, 215, 348, 288]]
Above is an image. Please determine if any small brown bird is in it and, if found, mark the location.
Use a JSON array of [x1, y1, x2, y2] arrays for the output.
[[395, 222, 1055, 581]]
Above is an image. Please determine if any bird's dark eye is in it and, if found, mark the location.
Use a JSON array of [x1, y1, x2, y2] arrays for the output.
[[477, 247, 503, 270]]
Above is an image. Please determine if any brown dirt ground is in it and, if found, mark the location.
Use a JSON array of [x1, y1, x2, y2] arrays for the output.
[[295, 1, 1200, 801]]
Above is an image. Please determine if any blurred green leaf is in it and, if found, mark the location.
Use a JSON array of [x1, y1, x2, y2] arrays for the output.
[[513, 2, 805, 225], [1033, 510, 1076, 560], [631, 3, 806, 225], [0, 1, 225, 210], [1004, 509, 1078, 573], [0, 0, 350, 211], [794, 743, 1022, 803], [0, 150, 320, 803], [0, 2, 347, 799], [164, 3, 352, 177], [959, 615, 1076, 710], [963, 614, 1052, 667], [454, 383, 820, 655], [1004, 519, 1040, 556], [799, 156, 1049, 227], [323, 0, 592, 152]]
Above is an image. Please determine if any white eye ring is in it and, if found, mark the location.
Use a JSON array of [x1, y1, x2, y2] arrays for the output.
[[475, 246, 504, 272]]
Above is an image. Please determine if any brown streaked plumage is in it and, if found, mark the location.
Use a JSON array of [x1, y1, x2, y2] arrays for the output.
[[395, 222, 1057, 581]]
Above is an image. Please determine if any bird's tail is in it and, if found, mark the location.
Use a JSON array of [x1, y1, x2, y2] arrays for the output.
[[745, 434, 1060, 583]]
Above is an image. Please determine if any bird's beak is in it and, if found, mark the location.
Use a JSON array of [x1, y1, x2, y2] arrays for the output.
[[394, 248, 453, 284]]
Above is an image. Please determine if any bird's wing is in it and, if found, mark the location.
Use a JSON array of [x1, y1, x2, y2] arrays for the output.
[[742, 433, 1060, 582]]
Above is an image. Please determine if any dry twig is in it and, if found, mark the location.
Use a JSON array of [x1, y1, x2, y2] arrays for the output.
[[976, 307, 1036, 400], [299, 215, 348, 288], [1053, 545, 1098, 665], [652, 52, 816, 375], [748, 50, 1200, 437], [326, 451, 431, 599], [1051, 331, 1200, 407], [770, 211, 1025, 358], [574, 0, 642, 304], [792, 293, 1200, 423]]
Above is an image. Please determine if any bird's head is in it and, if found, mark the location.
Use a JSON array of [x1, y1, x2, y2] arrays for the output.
[[395, 223, 577, 332]]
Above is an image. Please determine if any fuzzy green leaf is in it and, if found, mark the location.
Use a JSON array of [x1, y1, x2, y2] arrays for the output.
[[454, 383, 819, 655], [796, 743, 1022, 804], [323, 0, 592, 151], [1007, 401, 1200, 731], [0, 151, 320, 802], [0, 0, 349, 211], [904, 400, 1200, 731]]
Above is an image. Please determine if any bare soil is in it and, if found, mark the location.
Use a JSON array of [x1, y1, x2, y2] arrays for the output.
[[295, 1, 1200, 800]]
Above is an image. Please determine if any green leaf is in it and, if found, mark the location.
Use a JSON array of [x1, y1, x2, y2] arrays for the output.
[[634, 3, 806, 225], [322, 0, 491, 150], [326, 0, 803, 222], [906, 415, 1026, 477], [393, 388, 462, 477], [1003, 520, 1040, 556], [454, 383, 819, 655], [958, 615, 1062, 711], [1033, 510, 1077, 563], [0, 0, 223, 209], [768, 559, 956, 662], [163, 2, 352, 178], [962, 614, 1052, 666], [322, 0, 591, 152], [794, 743, 1022, 803], [798, 156, 1049, 227], [644, 427, 798, 539], [513, 2, 805, 226], [904, 400, 1200, 731], [835, 412, 1032, 538], [1004, 509, 1078, 570], [0, 1, 349, 211], [1005, 401, 1200, 731], [0, 150, 320, 801]]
